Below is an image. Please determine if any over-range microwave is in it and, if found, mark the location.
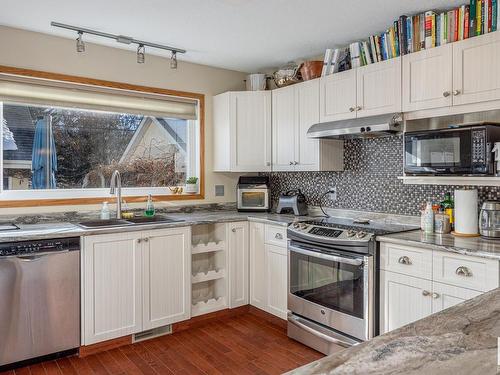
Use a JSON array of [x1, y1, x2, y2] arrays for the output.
[[404, 124, 500, 175]]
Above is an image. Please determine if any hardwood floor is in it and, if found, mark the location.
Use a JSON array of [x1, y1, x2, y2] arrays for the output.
[[0, 311, 323, 375]]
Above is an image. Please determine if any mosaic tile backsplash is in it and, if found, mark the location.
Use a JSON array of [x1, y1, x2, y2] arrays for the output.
[[263, 135, 499, 216]]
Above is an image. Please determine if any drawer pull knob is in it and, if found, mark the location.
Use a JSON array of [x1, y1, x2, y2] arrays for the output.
[[422, 290, 430, 296], [455, 266, 472, 277], [443, 91, 451, 97], [452, 89, 461, 96], [398, 256, 412, 265], [137, 238, 142, 244], [432, 292, 440, 299], [275, 233, 283, 240], [349, 107, 355, 112], [232, 228, 236, 233]]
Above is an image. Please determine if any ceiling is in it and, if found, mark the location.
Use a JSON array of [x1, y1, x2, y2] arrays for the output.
[[1, 0, 465, 73]]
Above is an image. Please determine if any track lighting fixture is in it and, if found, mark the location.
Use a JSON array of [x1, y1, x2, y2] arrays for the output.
[[76, 31, 85, 53], [52, 22, 185, 68], [170, 51, 177, 69], [137, 44, 145, 64]]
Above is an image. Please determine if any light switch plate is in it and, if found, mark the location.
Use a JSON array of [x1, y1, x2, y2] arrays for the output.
[[215, 185, 225, 197]]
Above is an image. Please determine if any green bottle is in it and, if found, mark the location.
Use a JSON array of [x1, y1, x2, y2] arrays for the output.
[[145, 194, 155, 217], [441, 192, 454, 228]]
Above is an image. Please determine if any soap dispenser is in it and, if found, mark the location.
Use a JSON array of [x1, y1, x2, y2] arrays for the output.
[[145, 194, 155, 217]]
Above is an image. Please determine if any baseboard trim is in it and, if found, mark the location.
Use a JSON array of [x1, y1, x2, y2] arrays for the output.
[[173, 305, 250, 332], [79, 335, 132, 357]]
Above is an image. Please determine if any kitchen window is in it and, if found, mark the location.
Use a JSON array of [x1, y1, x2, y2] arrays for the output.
[[0, 67, 204, 206]]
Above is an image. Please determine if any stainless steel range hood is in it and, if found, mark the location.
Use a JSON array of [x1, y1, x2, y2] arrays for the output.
[[307, 113, 403, 139]]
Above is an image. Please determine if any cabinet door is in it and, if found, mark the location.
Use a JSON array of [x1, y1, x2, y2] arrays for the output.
[[431, 282, 481, 314], [83, 232, 143, 345], [319, 69, 357, 122], [266, 244, 288, 320], [357, 57, 402, 117], [380, 271, 432, 334], [272, 85, 296, 171], [142, 227, 191, 330], [453, 32, 500, 106], [402, 44, 453, 112], [295, 79, 320, 171], [230, 92, 272, 172], [228, 221, 249, 308], [249, 222, 267, 310]]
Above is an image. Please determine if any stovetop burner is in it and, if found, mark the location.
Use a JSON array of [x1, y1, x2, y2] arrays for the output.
[[305, 217, 417, 236]]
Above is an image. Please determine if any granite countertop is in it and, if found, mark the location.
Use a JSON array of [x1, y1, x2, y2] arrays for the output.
[[289, 287, 500, 375], [378, 230, 500, 260], [0, 211, 304, 243]]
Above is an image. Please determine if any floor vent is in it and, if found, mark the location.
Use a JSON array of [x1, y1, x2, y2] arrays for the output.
[[132, 325, 172, 343]]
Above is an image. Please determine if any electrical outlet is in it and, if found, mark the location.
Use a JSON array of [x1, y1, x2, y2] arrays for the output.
[[328, 186, 337, 201]]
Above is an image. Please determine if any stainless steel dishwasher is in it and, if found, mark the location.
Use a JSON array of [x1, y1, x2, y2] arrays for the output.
[[0, 237, 80, 367]]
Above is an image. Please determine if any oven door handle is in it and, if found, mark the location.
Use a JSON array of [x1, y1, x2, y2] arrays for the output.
[[289, 244, 364, 266], [287, 313, 358, 348]]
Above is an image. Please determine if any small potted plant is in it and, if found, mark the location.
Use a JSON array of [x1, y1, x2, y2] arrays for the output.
[[185, 177, 199, 194]]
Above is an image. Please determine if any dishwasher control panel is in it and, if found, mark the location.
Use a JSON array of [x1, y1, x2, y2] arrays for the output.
[[0, 237, 80, 256]]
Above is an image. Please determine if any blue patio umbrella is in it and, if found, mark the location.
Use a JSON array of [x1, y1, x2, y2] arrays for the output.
[[32, 116, 57, 189]]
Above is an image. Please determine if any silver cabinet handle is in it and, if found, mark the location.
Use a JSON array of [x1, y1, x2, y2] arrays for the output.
[[289, 161, 294, 165], [432, 292, 440, 299], [232, 228, 236, 233], [143, 238, 149, 243], [355, 106, 362, 111], [456, 266, 472, 277], [294, 161, 299, 165], [422, 290, 431, 296], [275, 233, 283, 240], [349, 107, 355, 112], [443, 91, 451, 97], [137, 238, 142, 243], [452, 89, 460, 96], [398, 256, 412, 265]]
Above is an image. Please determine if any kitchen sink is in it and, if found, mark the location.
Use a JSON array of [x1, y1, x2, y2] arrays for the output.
[[126, 216, 184, 224], [77, 216, 184, 229], [78, 219, 133, 229]]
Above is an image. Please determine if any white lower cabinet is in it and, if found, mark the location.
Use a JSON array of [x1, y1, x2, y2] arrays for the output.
[[82, 227, 191, 345], [379, 241, 498, 334], [249, 221, 288, 319], [227, 221, 249, 308]]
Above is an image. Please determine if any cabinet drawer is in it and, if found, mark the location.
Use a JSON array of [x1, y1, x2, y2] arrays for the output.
[[380, 242, 432, 280], [433, 251, 499, 292], [265, 225, 287, 247]]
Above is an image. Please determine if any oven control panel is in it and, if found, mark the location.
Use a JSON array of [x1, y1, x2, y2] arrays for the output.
[[289, 222, 373, 242]]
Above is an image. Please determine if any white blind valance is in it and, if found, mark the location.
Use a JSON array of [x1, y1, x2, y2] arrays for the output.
[[0, 76, 198, 120]]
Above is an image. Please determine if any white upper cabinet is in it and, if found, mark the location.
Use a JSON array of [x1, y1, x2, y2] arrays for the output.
[[142, 227, 191, 330], [320, 69, 357, 122], [273, 79, 344, 172], [213, 91, 272, 172], [453, 31, 500, 106], [357, 57, 402, 117], [402, 44, 453, 112], [272, 85, 297, 171]]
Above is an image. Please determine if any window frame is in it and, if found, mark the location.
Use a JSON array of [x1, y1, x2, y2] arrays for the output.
[[0, 65, 205, 207]]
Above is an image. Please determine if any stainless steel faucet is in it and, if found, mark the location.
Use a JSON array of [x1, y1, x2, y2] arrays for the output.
[[109, 170, 122, 219]]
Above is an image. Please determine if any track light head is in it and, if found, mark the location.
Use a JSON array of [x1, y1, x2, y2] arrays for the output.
[[76, 31, 85, 53], [137, 44, 145, 64], [170, 51, 177, 69]]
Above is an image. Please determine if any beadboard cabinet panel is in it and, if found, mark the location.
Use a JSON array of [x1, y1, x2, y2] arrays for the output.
[[356, 57, 402, 117], [213, 91, 272, 172], [272, 85, 297, 171], [83, 232, 143, 345], [453, 31, 500, 106], [228, 221, 249, 308], [249, 222, 267, 311], [402, 44, 453, 112], [265, 244, 288, 320], [431, 282, 481, 314], [142, 227, 191, 330], [319, 69, 357, 123]]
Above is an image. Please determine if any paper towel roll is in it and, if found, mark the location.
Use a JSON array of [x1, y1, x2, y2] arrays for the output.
[[454, 189, 478, 235]]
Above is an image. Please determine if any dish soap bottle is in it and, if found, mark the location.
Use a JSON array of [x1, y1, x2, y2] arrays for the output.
[[423, 202, 434, 234], [145, 194, 155, 217], [100, 201, 110, 220]]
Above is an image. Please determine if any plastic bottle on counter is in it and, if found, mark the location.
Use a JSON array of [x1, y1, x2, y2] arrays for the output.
[[423, 202, 434, 234], [100, 201, 110, 220]]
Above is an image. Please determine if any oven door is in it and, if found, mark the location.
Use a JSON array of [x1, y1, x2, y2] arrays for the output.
[[237, 189, 269, 211], [288, 241, 373, 341], [404, 128, 472, 175]]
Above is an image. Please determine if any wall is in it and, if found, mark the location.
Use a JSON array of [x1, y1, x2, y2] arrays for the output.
[[264, 135, 499, 216], [0, 26, 247, 214]]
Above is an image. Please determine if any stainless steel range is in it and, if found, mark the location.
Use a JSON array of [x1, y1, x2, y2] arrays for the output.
[[287, 217, 416, 354]]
